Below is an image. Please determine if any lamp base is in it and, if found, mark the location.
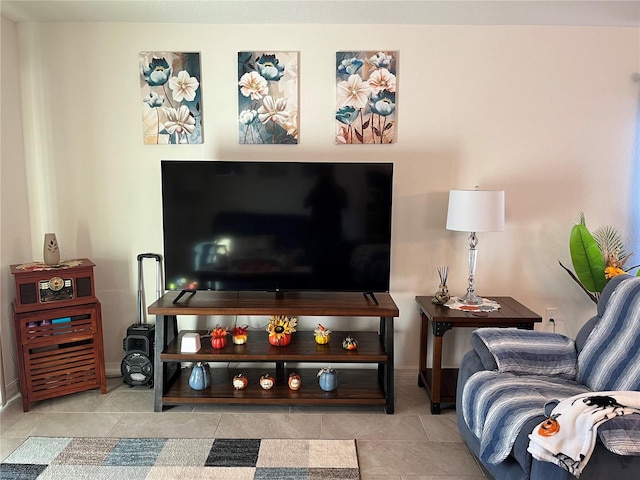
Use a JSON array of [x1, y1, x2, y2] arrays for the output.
[[459, 291, 483, 305]]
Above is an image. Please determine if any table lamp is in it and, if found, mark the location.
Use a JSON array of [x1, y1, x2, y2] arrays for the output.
[[446, 188, 505, 305]]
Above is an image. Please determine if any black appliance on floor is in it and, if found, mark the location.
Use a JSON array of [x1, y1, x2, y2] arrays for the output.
[[121, 253, 162, 388]]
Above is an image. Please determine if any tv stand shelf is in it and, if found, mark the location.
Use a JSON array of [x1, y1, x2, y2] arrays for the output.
[[149, 291, 399, 413]]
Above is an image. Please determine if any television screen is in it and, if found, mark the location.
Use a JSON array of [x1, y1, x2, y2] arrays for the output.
[[161, 160, 393, 293]]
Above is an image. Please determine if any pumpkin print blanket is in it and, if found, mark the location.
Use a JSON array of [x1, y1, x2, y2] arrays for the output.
[[527, 391, 640, 478]]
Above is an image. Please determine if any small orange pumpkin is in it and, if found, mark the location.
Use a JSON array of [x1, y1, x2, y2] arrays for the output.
[[342, 335, 358, 350], [269, 332, 292, 347], [538, 416, 560, 437], [211, 326, 228, 349]]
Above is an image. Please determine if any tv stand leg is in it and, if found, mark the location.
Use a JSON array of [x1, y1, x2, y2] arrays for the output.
[[380, 315, 394, 413]]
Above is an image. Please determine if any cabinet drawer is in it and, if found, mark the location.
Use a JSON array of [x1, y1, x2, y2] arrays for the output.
[[26, 340, 101, 400], [16, 305, 100, 345]]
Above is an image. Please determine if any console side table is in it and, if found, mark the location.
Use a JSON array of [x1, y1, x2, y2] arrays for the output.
[[10, 259, 107, 411], [415, 296, 541, 414]]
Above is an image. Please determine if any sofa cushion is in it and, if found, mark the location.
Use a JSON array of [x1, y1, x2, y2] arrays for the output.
[[577, 277, 640, 391], [598, 416, 640, 456], [461, 370, 589, 465], [472, 328, 577, 378]]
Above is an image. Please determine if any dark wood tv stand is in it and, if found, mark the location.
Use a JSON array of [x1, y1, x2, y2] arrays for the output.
[[148, 290, 399, 413]]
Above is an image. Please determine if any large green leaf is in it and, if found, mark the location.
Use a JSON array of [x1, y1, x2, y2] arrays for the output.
[[569, 217, 606, 293]]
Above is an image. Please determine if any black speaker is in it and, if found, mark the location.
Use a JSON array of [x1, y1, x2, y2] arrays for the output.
[[76, 276, 93, 297], [121, 352, 153, 388], [121, 324, 155, 387], [19, 283, 38, 305], [123, 324, 154, 356]]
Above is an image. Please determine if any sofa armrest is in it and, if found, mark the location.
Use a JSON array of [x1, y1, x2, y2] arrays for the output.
[[456, 349, 487, 412], [471, 328, 577, 378], [598, 416, 640, 455]]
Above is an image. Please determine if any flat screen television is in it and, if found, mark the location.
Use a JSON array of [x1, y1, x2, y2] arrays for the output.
[[161, 160, 393, 295]]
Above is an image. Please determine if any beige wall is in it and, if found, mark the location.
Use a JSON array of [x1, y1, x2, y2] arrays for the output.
[[1, 16, 32, 403], [2, 20, 639, 386]]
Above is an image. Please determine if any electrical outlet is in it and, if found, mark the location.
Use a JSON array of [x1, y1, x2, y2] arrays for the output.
[[544, 307, 558, 323], [543, 307, 559, 333]]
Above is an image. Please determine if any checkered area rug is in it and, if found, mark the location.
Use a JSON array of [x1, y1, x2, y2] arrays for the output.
[[0, 437, 360, 479]]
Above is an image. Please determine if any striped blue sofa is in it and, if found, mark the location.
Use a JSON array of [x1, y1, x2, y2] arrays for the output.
[[456, 274, 640, 480]]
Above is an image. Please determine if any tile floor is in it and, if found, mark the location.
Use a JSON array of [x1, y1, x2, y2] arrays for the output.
[[0, 370, 489, 479]]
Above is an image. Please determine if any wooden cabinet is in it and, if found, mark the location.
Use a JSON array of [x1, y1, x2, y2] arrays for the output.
[[10, 259, 107, 411], [149, 291, 399, 413]]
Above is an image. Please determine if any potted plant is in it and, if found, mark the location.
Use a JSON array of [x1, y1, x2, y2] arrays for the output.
[[559, 213, 639, 304]]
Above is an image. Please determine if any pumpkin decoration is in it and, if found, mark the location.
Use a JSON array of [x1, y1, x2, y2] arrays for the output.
[[342, 335, 358, 350], [317, 367, 338, 392], [314, 323, 332, 344], [538, 415, 561, 437], [288, 372, 302, 391], [267, 315, 297, 347], [210, 325, 228, 349], [233, 373, 248, 390], [188, 362, 211, 390], [260, 373, 275, 390], [231, 325, 249, 345]]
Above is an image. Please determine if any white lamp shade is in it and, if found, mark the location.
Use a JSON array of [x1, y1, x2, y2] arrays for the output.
[[446, 189, 505, 232]]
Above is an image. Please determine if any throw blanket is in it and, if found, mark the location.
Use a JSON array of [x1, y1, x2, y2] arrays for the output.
[[462, 371, 588, 465], [577, 277, 640, 391], [528, 391, 640, 478]]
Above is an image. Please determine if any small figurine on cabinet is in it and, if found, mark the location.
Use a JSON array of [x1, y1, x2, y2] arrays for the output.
[[317, 367, 338, 392], [342, 335, 358, 350], [260, 373, 275, 390], [210, 325, 228, 349], [288, 372, 302, 390], [233, 373, 248, 390], [313, 323, 332, 344], [267, 315, 297, 346], [231, 325, 248, 345], [188, 362, 211, 390]]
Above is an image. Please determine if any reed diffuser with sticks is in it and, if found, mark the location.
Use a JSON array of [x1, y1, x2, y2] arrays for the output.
[[433, 265, 451, 305]]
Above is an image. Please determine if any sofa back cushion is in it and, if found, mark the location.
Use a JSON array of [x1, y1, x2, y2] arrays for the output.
[[576, 275, 635, 353], [472, 328, 577, 378], [577, 276, 640, 391]]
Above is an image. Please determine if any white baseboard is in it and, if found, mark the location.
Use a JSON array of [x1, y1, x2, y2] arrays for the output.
[[1, 378, 20, 408], [106, 362, 123, 378]]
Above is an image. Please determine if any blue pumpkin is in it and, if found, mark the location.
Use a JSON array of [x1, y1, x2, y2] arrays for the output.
[[318, 367, 338, 392], [189, 362, 211, 390]]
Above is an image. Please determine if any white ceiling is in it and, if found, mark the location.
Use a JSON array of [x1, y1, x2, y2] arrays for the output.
[[1, 0, 639, 26]]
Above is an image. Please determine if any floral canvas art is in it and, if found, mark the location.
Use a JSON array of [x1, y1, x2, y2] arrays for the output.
[[238, 51, 299, 144], [140, 51, 203, 144], [335, 51, 397, 144]]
